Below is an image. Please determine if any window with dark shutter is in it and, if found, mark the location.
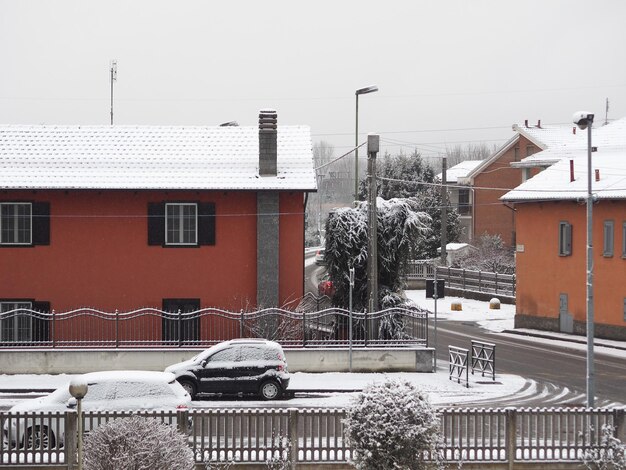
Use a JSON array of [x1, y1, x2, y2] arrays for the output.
[[149, 201, 215, 247], [603, 220, 614, 257], [0, 300, 49, 344], [559, 221, 572, 256]]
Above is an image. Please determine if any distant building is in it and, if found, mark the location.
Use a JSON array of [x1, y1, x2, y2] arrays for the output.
[[437, 160, 483, 243]]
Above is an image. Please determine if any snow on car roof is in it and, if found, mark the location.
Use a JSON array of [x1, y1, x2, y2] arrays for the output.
[[80, 370, 176, 384]]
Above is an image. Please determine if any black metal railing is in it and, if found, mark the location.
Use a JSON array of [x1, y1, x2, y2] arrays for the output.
[[0, 304, 428, 349]]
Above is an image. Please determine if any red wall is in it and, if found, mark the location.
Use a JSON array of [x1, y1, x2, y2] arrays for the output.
[[1, 190, 305, 312]]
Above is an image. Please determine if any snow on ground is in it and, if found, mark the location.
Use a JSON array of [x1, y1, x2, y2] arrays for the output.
[[405, 289, 626, 360], [0, 370, 526, 409], [405, 289, 515, 332]]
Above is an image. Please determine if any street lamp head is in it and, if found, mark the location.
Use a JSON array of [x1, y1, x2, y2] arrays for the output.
[[69, 379, 88, 399], [356, 85, 379, 96], [573, 111, 594, 130]]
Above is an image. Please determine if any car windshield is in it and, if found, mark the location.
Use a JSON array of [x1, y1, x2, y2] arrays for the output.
[[192, 344, 222, 362]]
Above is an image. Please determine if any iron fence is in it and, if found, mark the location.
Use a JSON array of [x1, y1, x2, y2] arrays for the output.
[[407, 262, 516, 298], [2, 407, 623, 467], [0, 305, 428, 349]]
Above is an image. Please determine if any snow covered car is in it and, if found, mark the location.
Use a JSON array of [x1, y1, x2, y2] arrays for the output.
[[2, 371, 191, 449], [165, 339, 290, 400]]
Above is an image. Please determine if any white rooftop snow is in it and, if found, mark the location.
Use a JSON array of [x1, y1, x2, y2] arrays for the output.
[[512, 117, 626, 169], [0, 125, 316, 191], [436, 160, 483, 183], [503, 118, 626, 202]]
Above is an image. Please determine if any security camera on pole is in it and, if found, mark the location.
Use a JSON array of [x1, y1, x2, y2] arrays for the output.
[[573, 110, 596, 408]]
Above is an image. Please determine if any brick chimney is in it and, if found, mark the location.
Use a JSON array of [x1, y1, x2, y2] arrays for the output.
[[259, 109, 277, 176]]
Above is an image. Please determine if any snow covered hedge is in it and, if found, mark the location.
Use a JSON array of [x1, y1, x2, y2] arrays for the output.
[[344, 379, 444, 470], [83, 415, 195, 470]]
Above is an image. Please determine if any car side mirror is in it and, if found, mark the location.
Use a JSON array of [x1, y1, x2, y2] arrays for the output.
[[67, 397, 77, 409], [201, 359, 208, 367]]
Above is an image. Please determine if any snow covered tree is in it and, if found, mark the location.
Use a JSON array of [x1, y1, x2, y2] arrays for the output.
[[452, 233, 515, 274], [356, 151, 461, 259], [344, 379, 443, 470], [357, 150, 435, 201], [325, 198, 429, 311], [83, 415, 194, 470], [412, 184, 462, 260]]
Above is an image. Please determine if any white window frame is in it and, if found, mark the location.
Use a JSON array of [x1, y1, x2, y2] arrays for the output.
[[0, 301, 33, 342], [165, 203, 198, 246], [0, 202, 32, 245], [559, 221, 572, 256], [603, 220, 614, 257]]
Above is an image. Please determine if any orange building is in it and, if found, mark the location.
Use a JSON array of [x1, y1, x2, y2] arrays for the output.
[[503, 117, 626, 340], [0, 111, 316, 344]]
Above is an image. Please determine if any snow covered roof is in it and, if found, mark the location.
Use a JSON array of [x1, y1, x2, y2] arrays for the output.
[[502, 118, 626, 202], [0, 125, 316, 191], [437, 160, 483, 183], [512, 117, 626, 168]]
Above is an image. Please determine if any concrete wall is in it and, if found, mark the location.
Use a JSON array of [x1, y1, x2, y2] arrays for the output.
[[0, 347, 435, 375]]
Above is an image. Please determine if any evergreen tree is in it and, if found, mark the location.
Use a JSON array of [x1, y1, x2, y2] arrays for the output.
[[325, 198, 429, 310], [357, 150, 461, 260]]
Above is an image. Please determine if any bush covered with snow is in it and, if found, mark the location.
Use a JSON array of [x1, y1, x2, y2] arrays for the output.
[[344, 379, 443, 470], [83, 415, 194, 470], [581, 424, 626, 470], [452, 233, 514, 274]]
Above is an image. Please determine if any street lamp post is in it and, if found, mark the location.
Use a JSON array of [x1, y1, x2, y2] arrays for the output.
[[69, 379, 89, 470], [573, 111, 595, 408], [355, 85, 378, 202]]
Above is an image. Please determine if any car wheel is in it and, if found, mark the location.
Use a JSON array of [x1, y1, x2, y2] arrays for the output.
[[260, 380, 281, 400], [27, 426, 56, 449], [179, 379, 197, 399]]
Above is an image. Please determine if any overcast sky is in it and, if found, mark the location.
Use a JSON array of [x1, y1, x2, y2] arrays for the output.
[[1, 0, 625, 159]]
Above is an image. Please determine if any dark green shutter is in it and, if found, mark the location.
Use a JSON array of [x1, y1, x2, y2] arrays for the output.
[[148, 202, 165, 245], [32, 202, 50, 245], [198, 202, 216, 246]]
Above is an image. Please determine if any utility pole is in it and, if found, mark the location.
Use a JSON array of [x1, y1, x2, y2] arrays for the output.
[[605, 98, 609, 126], [440, 156, 448, 265], [367, 134, 380, 313], [110, 60, 117, 125]]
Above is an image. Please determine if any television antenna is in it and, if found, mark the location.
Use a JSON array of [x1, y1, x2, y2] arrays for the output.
[[110, 60, 117, 125]]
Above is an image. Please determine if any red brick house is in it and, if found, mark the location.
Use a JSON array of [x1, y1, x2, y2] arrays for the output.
[[0, 110, 316, 343], [456, 120, 573, 247], [502, 117, 626, 340]]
